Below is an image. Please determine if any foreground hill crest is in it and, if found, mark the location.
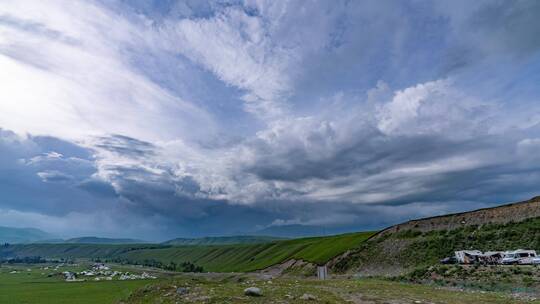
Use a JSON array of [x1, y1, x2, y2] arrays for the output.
[[329, 195, 540, 276], [376, 196, 540, 237]]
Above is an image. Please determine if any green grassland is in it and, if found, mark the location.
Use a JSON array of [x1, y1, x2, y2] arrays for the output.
[[1, 263, 533, 304], [118, 231, 375, 272], [162, 235, 286, 246], [125, 273, 535, 304], [400, 263, 540, 293], [0, 264, 152, 304], [1, 231, 375, 273], [2, 227, 540, 304]]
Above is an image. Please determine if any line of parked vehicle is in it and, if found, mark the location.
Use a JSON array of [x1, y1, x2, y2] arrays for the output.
[[441, 249, 540, 265]]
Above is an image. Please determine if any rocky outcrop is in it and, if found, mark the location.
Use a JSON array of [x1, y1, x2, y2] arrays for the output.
[[374, 196, 540, 238], [244, 287, 262, 297], [259, 259, 316, 277]]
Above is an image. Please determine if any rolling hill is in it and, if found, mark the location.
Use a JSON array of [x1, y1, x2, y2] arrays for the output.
[[0, 231, 375, 272], [65, 237, 148, 244], [0, 226, 53, 244], [121, 231, 374, 272], [254, 224, 335, 238], [5, 196, 540, 277], [162, 235, 285, 246], [330, 196, 540, 276]]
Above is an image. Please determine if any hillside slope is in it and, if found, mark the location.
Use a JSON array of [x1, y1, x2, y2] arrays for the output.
[[0, 232, 375, 273], [330, 196, 540, 276], [163, 235, 285, 246], [377, 196, 540, 236], [254, 224, 336, 238], [119, 232, 374, 272], [65, 237, 148, 244]]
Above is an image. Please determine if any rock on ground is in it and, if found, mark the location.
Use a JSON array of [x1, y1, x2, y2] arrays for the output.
[[244, 287, 262, 297], [300, 293, 317, 300]]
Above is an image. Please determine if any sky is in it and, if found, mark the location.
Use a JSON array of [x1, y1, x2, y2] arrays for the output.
[[0, 0, 540, 241]]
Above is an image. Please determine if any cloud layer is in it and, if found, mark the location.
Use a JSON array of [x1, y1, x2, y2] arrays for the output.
[[0, 0, 540, 240]]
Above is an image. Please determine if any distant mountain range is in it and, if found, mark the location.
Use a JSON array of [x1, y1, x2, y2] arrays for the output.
[[0, 224, 342, 245], [162, 235, 285, 246], [0, 227, 148, 244], [0, 226, 54, 244]]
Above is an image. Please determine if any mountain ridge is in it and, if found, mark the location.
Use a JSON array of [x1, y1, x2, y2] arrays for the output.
[[64, 237, 148, 244], [0, 226, 53, 244], [162, 235, 286, 246], [374, 195, 540, 238]]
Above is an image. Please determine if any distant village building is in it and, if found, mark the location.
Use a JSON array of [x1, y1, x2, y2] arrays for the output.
[[92, 263, 110, 271], [63, 271, 77, 282]]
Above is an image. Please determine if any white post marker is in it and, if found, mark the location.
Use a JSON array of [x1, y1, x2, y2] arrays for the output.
[[317, 265, 328, 280]]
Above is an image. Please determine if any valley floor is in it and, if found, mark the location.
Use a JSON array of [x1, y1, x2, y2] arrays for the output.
[[0, 263, 154, 304], [125, 273, 538, 304], [2, 263, 539, 304]]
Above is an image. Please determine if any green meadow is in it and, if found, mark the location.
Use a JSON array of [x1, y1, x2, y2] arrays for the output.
[[119, 231, 375, 272], [125, 274, 535, 304], [0, 264, 151, 304], [1, 231, 375, 273], [2, 264, 531, 304], [0, 231, 376, 303]]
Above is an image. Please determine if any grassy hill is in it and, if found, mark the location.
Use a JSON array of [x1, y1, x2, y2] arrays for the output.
[[0, 231, 375, 272], [254, 224, 338, 238], [162, 235, 285, 246], [65, 237, 148, 244], [120, 232, 374, 272], [331, 196, 540, 276]]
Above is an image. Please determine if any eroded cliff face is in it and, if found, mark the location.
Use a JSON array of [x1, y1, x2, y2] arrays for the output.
[[376, 196, 540, 237]]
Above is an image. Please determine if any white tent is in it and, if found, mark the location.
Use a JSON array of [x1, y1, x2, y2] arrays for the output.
[[454, 250, 482, 264]]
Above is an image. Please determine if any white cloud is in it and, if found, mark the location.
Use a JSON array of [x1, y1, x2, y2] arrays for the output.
[[377, 79, 449, 134], [376, 78, 495, 139], [156, 5, 295, 120], [517, 138, 540, 160], [36, 170, 73, 182], [0, 0, 214, 142]]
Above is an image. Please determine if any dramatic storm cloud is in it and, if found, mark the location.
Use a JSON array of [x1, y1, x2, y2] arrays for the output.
[[1, 0, 540, 240]]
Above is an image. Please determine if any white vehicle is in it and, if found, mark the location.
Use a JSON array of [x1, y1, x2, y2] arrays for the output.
[[501, 249, 537, 265]]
